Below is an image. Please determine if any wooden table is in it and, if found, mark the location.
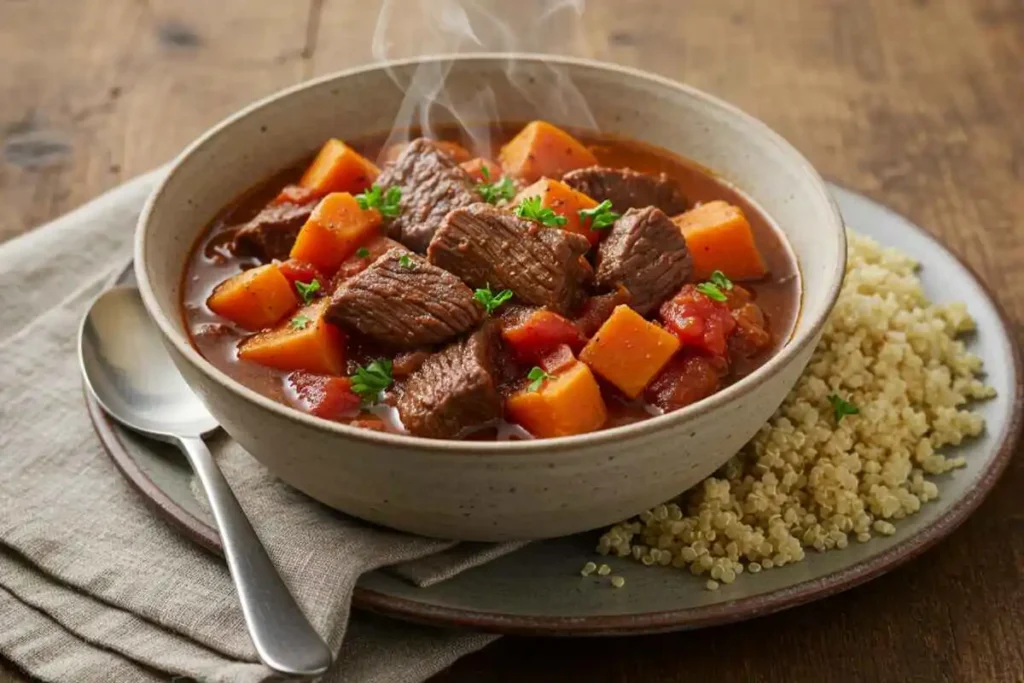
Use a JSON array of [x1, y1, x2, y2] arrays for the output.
[[2, 1, 1021, 681]]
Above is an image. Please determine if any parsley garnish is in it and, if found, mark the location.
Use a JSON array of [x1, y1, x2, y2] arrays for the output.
[[355, 185, 402, 218], [356, 247, 370, 258], [295, 279, 321, 304], [515, 196, 567, 227], [828, 394, 859, 422], [474, 285, 514, 315], [695, 282, 727, 302], [350, 359, 394, 405], [527, 366, 554, 392], [476, 166, 516, 205], [578, 200, 620, 230], [398, 254, 414, 269], [289, 314, 311, 330], [710, 270, 734, 291]]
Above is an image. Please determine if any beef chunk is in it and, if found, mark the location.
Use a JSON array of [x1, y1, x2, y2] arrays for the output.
[[326, 248, 482, 348], [396, 324, 503, 439], [594, 207, 693, 316], [232, 199, 317, 261], [574, 287, 632, 338], [428, 203, 592, 315], [563, 166, 688, 216], [377, 138, 481, 253]]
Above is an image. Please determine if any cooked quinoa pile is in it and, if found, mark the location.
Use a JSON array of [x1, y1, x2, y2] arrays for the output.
[[596, 233, 995, 589]]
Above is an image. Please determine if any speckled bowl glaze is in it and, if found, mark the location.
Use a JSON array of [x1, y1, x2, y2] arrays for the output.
[[136, 55, 845, 541]]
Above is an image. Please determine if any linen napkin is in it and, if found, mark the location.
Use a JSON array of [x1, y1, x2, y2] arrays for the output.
[[0, 170, 508, 682]]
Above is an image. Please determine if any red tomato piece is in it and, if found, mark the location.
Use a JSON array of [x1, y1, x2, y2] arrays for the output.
[[277, 259, 325, 290], [659, 284, 737, 357], [644, 352, 727, 412], [286, 372, 361, 421], [501, 309, 585, 364], [539, 344, 577, 375], [729, 302, 773, 359], [273, 184, 319, 206]]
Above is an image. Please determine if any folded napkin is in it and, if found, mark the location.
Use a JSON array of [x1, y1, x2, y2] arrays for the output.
[[0, 171, 508, 682]]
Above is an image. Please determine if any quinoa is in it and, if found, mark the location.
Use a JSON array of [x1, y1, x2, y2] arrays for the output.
[[596, 233, 996, 586]]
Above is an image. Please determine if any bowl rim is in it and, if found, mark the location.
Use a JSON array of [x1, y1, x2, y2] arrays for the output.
[[135, 53, 847, 454]]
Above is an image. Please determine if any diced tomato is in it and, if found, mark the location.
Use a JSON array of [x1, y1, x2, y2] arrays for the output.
[[644, 352, 727, 412], [287, 372, 361, 421], [460, 157, 502, 183], [330, 236, 404, 287], [276, 259, 325, 289], [500, 309, 585, 364], [659, 285, 737, 357], [539, 344, 577, 375], [273, 185, 319, 206], [729, 302, 773, 359]]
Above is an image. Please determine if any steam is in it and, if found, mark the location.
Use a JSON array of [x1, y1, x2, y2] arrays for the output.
[[371, 0, 597, 160]]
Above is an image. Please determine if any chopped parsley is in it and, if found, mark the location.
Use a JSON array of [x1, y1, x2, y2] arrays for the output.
[[578, 200, 620, 230], [473, 285, 514, 315], [355, 185, 402, 218], [398, 254, 414, 269], [476, 166, 517, 205], [709, 270, 734, 291], [695, 282, 728, 302], [294, 279, 321, 304], [515, 196, 567, 227], [828, 394, 860, 422], [289, 314, 311, 330], [527, 366, 554, 392], [356, 247, 370, 258], [350, 359, 394, 405]]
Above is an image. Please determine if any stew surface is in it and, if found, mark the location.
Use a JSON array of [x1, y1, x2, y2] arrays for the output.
[[182, 122, 800, 440]]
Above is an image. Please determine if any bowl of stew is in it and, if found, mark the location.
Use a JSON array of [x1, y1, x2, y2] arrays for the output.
[[137, 55, 845, 541]]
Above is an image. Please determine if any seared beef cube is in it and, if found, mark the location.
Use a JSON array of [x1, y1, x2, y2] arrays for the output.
[[326, 248, 482, 348], [428, 203, 592, 315], [396, 323, 503, 439], [232, 199, 317, 261], [563, 166, 688, 216], [594, 207, 693, 316], [377, 138, 482, 253]]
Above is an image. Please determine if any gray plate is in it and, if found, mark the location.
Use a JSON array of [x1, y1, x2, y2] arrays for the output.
[[92, 185, 1021, 635]]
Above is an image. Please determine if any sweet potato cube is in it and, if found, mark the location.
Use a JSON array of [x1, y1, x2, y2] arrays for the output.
[[506, 361, 607, 438], [207, 263, 298, 330], [499, 121, 598, 183], [672, 200, 767, 281], [300, 139, 380, 196], [238, 299, 346, 375], [290, 192, 383, 273], [514, 178, 601, 245], [580, 305, 680, 398]]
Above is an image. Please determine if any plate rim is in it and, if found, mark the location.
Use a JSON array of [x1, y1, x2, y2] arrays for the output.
[[90, 187, 1023, 636]]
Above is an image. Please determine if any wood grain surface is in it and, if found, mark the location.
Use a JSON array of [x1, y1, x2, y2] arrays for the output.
[[1, 0, 1021, 681]]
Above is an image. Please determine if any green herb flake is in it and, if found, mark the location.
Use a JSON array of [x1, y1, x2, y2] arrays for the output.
[[350, 359, 394, 405], [355, 185, 402, 218], [398, 254, 414, 269], [476, 166, 517, 205], [515, 196, 568, 227], [828, 394, 860, 423], [294, 279, 321, 304], [527, 366, 554, 392], [356, 247, 370, 258], [695, 282, 727, 302], [289, 314, 311, 330], [578, 200, 620, 230], [709, 270, 734, 291], [473, 285, 515, 315]]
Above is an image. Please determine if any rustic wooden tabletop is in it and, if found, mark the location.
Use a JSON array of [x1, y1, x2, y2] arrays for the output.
[[2, 0, 1021, 681]]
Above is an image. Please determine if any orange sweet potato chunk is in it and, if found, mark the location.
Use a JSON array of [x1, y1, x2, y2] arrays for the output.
[[207, 263, 298, 331], [290, 192, 382, 273], [300, 139, 380, 196], [238, 299, 346, 375], [506, 361, 607, 438], [499, 121, 598, 183], [514, 178, 601, 245], [579, 305, 680, 398], [672, 200, 767, 281]]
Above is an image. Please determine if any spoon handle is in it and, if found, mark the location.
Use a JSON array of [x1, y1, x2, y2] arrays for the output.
[[178, 435, 332, 678]]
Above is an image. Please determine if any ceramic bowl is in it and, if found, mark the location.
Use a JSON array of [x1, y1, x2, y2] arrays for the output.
[[136, 55, 846, 541]]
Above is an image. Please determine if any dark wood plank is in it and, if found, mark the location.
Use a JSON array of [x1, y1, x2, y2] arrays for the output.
[[0, 1, 1021, 682]]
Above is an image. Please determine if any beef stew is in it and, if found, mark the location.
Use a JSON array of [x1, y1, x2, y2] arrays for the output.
[[183, 121, 800, 441]]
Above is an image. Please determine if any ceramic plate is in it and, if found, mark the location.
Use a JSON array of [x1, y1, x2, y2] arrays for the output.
[[91, 185, 1021, 635]]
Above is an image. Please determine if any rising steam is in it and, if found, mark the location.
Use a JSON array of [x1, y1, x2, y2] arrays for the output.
[[371, 0, 598, 161]]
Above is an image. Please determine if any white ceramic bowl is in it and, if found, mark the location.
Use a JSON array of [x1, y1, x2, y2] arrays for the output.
[[136, 55, 846, 541]]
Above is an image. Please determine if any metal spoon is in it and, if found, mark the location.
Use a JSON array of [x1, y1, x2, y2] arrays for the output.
[[79, 285, 332, 679]]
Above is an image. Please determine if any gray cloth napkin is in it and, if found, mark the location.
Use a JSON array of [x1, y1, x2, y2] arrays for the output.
[[0, 170, 505, 682]]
